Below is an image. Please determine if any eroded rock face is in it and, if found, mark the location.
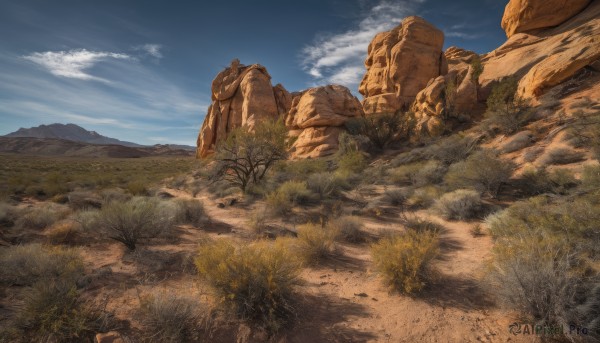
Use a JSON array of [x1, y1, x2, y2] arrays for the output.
[[501, 0, 592, 38], [359, 16, 446, 115], [481, 0, 600, 99], [286, 85, 364, 158], [411, 47, 480, 137], [196, 59, 291, 158]]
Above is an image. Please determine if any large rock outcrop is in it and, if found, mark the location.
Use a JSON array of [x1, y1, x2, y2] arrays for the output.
[[196, 59, 291, 158], [411, 47, 481, 137], [481, 0, 600, 100], [501, 0, 592, 37], [286, 85, 364, 159], [359, 16, 446, 115]]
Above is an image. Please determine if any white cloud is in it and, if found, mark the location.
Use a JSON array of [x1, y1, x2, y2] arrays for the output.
[[445, 31, 483, 40], [301, 0, 425, 92], [136, 44, 163, 59], [23, 49, 131, 82]]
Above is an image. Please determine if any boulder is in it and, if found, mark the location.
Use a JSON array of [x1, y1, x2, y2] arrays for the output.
[[359, 16, 446, 114], [286, 85, 363, 158], [501, 0, 592, 38], [196, 59, 291, 158]]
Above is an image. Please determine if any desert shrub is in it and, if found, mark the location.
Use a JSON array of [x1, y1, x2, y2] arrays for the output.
[[46, 221, 81, 245], [519, 166, 578, 195], [0, 244, 84, 286], [306, 172, 344, 199], [569, 110, 600, 160], [581, 164, 600, 191], [402, 216, 444, 234], [281, 158, 328, 181], [389, 161, 446, 187], [537, 146, 586, 165], [15, 203, 70, 230], [483, 77, 533, 135], [169, 175, 188, 189], [469, 225, 485, 237], [371, 230, 439, 294], [427, 134, 477, 165], [382, 188, 410, 207], [97, 197, 173, 250], [500, 130, 533, 153], [388, 162, 424, 185], [0, 201, 12, 224], [195, 239, 301, 333], [329, 216, 364, 243], [522, 146, 544, 162], [99, 188, 131, 204], [266, 181, 311, 216], [247, 209, 269, 235], [470, 57, 483, 81], [576, 284, 600, 340], [337, 150, 367, 174], [73, 209, 101, 232], [390, 147, 427, 166], [445, 149, 515, 197], [126, 180, 149, 195], [294, 223, 339, 264], [172, 198, 206, 226], [211, 120, 288, 192], [345, 111, 415, 151], [434, 189, 482, 220], [188, 180, 203, 198], [67, 191, 102, 210], [5, 280, 105, 343], [139, 292, 203, 343], [407, 186, 443, 208]]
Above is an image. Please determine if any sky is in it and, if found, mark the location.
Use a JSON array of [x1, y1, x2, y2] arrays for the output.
[[0, 0, 507, 146]]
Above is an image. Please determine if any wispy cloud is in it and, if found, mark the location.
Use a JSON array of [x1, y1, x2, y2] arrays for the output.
[[301, 0, 425, 91], [445, 31, 483, 40], [135, 44, 163, 59], [22, 49, 131, 82]]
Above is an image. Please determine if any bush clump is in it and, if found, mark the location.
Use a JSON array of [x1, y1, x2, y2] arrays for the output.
[[371, 230, 439, 294], [97, 197, 173, 250], [329, 216, 365, 243], [173, 198, 206, 226], [266, 181, 311, 216], [537, 146, 586, 166], [345, 112, 414, 151], [0, 244, 84, 286], [427, 134, 477, 165], [483, 77, 533, 135], [195, 239, 301, 333], [14, 203, 70, 230], [434, 189, 482, 220], [139, 292, 204, 343], [295, 223, 339, 264], [445, 149, 515, 197]]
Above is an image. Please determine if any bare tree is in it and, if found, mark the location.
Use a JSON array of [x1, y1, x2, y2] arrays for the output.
[[211, 120, 288, 192]]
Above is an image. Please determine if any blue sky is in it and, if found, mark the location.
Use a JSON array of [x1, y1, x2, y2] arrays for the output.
[[0, 0, 507, 146]]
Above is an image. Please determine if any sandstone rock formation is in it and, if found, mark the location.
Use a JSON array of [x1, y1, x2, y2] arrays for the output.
[[286, 85, 364, 158], [196, 59, 291, 158], [481, 0, 600, 100], [359, 16, 446, 115], [411, 47, 480, 137], [501, 0, 592, 37]]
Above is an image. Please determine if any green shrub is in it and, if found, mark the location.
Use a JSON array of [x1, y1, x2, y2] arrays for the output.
[[427, 134, 477, 165], [295, 223, 339, 264], [266, 181, 311, 216], [345, 112, 414, 151], [519, 166, 578, 195], [402, 216, 444, 234], [73, 209, 101, 232], [6, 280, 105, 343], [371, 230, 439, 294], [407, 186, 443, 208], [388, 162, 424, 185], [173, 198, 206, 226], [581, 164, 600, 191], [140, 292, 203, 343], [537, 146, 586, 165], [483, 77, 533, 135], [445, 149, 515, 197], [281, 158, 328, 181], [382, 188, 410, 207], [97, 197, 173, 250], [330, 216, 364, 243], [306, 172, 344, 199], [337, 150, 367, 174], [15, 203, 70, 230], [434, 189, 482, 220], [195, 239, 301, 333], [0, 244, 84, 286], [127, 180, 149, 195]]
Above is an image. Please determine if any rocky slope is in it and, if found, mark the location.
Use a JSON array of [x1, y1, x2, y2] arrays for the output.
[[196, 0, 600, 159]]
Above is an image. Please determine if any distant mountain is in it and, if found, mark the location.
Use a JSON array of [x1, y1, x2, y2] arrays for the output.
[[0, 137, 195, 158], [4, 123, 143, 147]]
